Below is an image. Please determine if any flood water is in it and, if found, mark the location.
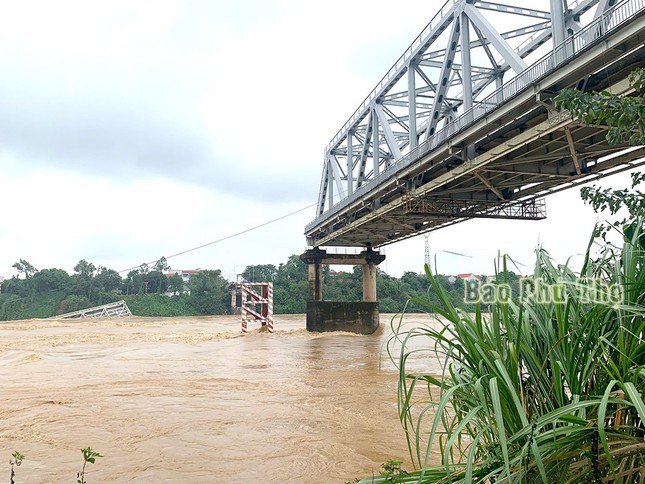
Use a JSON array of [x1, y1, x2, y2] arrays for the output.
[[0, 314, 443, 482]]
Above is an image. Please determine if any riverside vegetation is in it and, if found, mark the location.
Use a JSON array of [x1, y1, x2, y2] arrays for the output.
[[0, 256, 482, 321], [360, 71, 644, 482], [7, 448, 101, 484]]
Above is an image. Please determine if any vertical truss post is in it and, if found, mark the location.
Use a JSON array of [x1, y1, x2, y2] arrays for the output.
[[327, 159, 334, 207], [372, 107, 380, 176], [347, 131, 354, 195], [460, 11, 473, 123], [407, 62, 418, 150], [495, 72, 504, 104], [550, 0, 566, 46]]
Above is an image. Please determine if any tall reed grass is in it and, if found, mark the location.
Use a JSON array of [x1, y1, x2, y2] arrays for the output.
[[378, 221, 644, 483]]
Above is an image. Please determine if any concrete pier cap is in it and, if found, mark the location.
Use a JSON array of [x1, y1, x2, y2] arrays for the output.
[[299, 246, 385, 334]]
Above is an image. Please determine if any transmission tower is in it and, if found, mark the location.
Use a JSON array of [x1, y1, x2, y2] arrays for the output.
[[424, 235, 430, 268]]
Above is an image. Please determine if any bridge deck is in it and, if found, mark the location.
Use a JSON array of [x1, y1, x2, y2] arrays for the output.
[[306, 0, 644, 247]]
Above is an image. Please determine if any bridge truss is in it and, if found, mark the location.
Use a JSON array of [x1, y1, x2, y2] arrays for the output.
[[307, 0, 644, 247]]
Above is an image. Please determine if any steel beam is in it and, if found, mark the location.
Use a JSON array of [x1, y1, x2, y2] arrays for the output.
[[550, 0, 566, 45], [372, 108, 380, 176], [374, 103, 402, 161], [408, 62, 418, 150], [347, 132, 354, 195], [424, 16, 461, 140], [474, 1, 551, 19], [464, 3, 527, 74]]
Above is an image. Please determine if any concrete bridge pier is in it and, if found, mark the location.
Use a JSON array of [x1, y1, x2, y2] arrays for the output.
[[300, 247, 385, 334]]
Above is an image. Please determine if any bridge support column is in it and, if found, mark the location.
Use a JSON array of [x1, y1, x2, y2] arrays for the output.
[[307, 260, 324, 301], [300, 247, 385, 334], [362, 262, 377, 302]]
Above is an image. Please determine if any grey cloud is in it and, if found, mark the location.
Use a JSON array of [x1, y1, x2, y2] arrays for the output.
[[0, 80, 316, 202]]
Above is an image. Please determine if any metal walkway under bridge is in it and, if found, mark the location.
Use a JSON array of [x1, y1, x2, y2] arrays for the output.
[[306, 0, 644, 248]]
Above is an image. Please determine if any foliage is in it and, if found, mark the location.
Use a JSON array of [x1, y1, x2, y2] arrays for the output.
[[57, 295, 94, 314], [12, 260, 37, 279], [0, 291, 66, 320], [1, 254, 477, 320], [9, 451, 24, 484], [167, 274, 185, 296], [77, 448, 102, 484], [555, 68, 644, 145], [379, 219, 644, 482], [122, 294, 193, 317], [188, 270, 230, 315], [380, 459, 410, 483], [581, 172, 645, 250]]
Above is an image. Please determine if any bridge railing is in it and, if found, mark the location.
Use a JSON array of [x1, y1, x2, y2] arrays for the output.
[[306, 0, 642, 234]]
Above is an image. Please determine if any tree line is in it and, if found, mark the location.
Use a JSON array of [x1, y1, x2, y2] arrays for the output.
[[0, 254, 486, 321]]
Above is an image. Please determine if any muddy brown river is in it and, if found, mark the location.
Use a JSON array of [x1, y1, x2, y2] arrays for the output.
[[0, 314, 443, 482]]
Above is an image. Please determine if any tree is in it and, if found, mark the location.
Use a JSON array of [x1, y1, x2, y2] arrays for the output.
[[556, 67, 644, 247], [154, 257, 170, 273], [143, 270, 168, 295], [168, 274, 184, 296], [122, 270, 144, 295], [73, 260, 96, 279], [73, 259, 97, 299], [12, 260, 37, 279], [555, 68, 644, 146], [189, 270, 230, 314], [31, 268, 71, 294], [57, 295, 92, 314], [242, 264, 277, 282], [94, 267, 122, 294]]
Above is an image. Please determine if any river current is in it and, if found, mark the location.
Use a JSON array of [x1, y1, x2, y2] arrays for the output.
[[0, 313, 443, 482]]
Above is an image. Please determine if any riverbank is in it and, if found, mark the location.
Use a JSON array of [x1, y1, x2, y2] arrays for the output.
[[0, 313, 442, 482]]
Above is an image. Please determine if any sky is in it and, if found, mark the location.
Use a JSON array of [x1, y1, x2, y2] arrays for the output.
[[0, 0, 639, 280]]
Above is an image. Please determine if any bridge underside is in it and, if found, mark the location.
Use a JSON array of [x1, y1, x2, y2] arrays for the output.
[[306, 14, 645, 247]]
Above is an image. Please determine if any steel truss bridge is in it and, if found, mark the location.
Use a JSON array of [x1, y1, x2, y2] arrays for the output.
[[306, 0, 645, 248]]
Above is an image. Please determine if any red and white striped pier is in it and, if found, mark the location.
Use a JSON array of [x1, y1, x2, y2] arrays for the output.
[[240, 282, 274, 333]]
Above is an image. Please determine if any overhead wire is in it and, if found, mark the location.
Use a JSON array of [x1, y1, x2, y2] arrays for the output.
[[118, 203, 316, 274]]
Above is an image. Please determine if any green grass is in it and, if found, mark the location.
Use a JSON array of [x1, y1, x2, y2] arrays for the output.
[[375, 221, 645, 483]]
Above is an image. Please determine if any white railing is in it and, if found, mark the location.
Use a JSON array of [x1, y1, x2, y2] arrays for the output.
[[307, 0, 643, 233]]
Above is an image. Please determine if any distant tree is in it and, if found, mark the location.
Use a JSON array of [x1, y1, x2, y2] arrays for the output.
[[122, 270, 144, 295], [73, 259, 97, 298], [189, 270, 230, 314], [12, 260, 37, 279], [242, 264, 278, 282], [94, 267, 122, 294], [143, 270, 168, 295], [57, 295, 92, 314], [154, 257, 170, 273], [74, 260, 96, 279], [168, 274, 184, 296], [31, 268, 71, 294]]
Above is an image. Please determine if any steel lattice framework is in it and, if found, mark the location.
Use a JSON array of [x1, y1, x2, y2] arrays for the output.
[[307, 0, 645, 247]]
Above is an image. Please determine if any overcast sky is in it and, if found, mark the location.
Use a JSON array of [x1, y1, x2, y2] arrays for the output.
[[0, 0, 638, 280]]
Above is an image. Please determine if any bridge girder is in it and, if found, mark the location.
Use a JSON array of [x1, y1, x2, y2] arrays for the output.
[[308, 0, 644, 247]]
